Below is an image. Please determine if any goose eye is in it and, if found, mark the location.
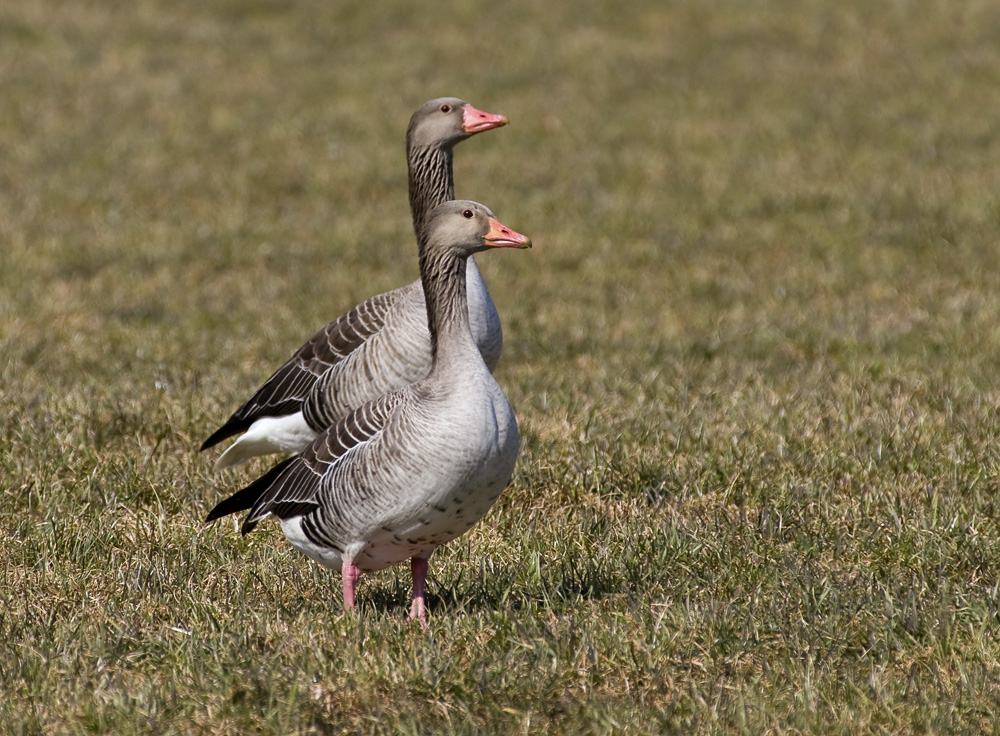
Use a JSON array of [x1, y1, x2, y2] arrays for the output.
[[462, 209, 474, 219], [440, 103, 451, 113]]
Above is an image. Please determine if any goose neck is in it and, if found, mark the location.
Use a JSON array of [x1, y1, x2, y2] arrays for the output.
[[419, 248, 476, 369], [407, 145, 454, 239]]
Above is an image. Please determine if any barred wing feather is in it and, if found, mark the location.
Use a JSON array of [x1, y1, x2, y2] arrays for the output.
[[206, 391, 407, 534], [200, 290, 401, 450]]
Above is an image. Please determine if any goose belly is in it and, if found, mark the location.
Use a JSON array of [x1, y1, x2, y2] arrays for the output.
[[356, 390, 519, 570], [283, 386, 519, 573]]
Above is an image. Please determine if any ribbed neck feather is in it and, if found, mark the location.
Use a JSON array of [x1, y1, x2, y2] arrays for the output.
[[418, 241, 472, 369], [407, 144, 455, 239]]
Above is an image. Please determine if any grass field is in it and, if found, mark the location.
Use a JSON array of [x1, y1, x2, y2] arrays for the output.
[[3, 0, 1000, 733]]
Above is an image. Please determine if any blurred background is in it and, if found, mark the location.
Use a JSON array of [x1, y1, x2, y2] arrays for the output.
[[3, 1, 999, 420]]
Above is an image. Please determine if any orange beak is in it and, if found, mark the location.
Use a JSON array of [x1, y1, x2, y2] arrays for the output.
[[484, 217, 531, 249], [462, 104, 508, 134]]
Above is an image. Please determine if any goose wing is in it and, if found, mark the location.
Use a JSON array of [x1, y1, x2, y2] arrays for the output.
[[206, 390, 407, 533], [200, 290, 401, 450]]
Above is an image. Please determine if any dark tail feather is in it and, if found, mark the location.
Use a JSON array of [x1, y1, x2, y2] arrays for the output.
[[205, 456, 297, 526], [200, 416, 254, 452]]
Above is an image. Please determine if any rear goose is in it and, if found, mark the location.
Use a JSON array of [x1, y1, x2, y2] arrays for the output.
[[207, 201, 530, 623], [201, 98, 508, 470]]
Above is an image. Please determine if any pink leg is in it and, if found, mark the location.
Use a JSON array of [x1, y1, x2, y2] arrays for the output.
[[342, 561, 362, 611], [408, 557, 429, 624]]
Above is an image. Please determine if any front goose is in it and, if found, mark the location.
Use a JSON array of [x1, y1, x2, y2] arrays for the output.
[[207, 201, 530, 623], [201, 98, 509, 470]]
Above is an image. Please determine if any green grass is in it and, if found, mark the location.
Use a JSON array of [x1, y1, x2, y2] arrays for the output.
[[3, 0, 1000, 733]]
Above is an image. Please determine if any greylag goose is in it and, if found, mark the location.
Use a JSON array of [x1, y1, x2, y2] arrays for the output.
[[201, 98, 508, 470], [207, 200, 530, 623]]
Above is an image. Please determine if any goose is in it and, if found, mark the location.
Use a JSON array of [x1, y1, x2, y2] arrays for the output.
[[201, 98, 509, 470], [206, 200, 530, 623]]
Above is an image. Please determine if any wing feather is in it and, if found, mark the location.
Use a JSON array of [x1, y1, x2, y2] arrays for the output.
[[200, 289, 403, 450], [206, 391, 408, 534]]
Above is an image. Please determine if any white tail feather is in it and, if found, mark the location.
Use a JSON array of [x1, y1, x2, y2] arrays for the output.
[[213, 412, 317, 471]]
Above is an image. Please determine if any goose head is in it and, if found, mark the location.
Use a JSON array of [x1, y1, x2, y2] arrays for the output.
[[407, 98, 508, 150], [422, 200, 531, 258]]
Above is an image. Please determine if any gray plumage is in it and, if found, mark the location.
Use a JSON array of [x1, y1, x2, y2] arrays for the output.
[[202, 98, 508, 468], [207, 201, 531, 621]]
